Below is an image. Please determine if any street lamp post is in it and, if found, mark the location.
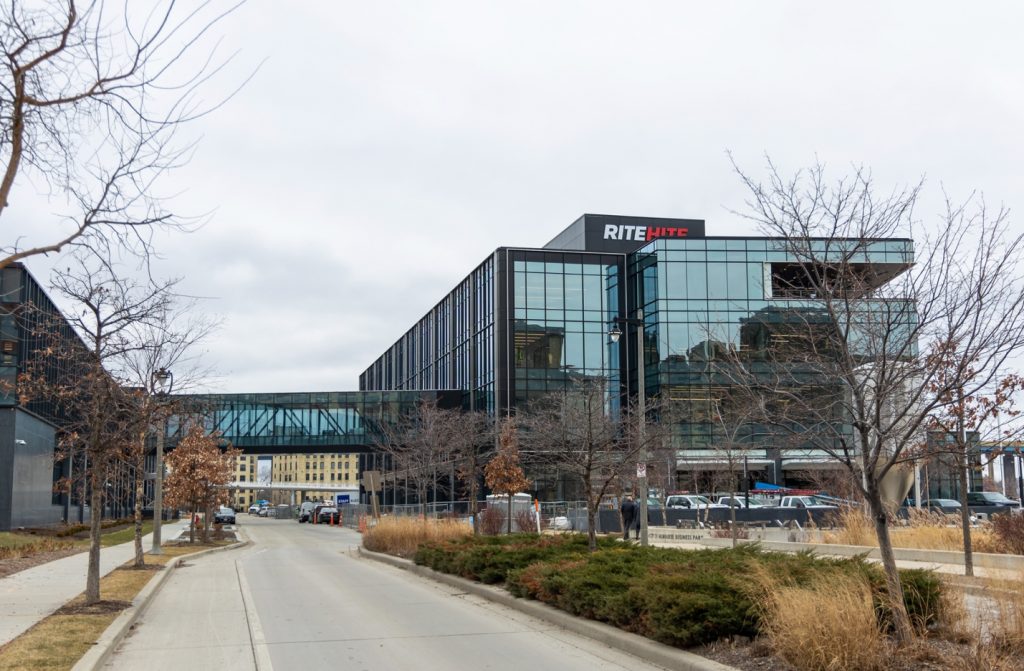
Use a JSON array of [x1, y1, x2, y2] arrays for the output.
[[610, 309, 648, 546], [151, 368, 174, 555]]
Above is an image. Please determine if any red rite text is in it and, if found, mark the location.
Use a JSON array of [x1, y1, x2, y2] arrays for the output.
[[603, 224, 690, 242]]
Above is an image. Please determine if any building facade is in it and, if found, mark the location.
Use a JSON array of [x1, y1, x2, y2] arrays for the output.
[[0, 264, 83, 530], [360, 214, 914, 491]]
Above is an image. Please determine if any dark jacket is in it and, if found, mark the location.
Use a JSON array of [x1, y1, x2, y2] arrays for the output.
[[620, 498, 637, 522]]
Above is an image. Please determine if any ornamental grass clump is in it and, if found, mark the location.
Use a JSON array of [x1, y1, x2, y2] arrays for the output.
[[749, 567, 889, 671], [362, 516, 471, 558], [825, 506, 1003, 553]]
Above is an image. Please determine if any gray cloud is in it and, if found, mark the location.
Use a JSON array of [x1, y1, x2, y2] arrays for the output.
[[7, 1, 1023, 392]]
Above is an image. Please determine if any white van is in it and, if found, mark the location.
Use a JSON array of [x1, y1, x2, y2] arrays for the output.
[[298, 501, 317, 523]]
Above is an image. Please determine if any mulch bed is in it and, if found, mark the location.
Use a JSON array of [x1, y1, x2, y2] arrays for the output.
[[697, 639, 797, 670], [54, 599, 132, 616]]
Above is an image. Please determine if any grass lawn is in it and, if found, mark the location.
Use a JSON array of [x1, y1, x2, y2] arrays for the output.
[[0, 540, 233, 671], [0, 533, 54, 549], [96, 521, 154, 548], [0, 521, 158, 562]]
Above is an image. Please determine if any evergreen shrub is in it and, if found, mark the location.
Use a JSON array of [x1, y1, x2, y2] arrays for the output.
[[413, 537, 942, 648]]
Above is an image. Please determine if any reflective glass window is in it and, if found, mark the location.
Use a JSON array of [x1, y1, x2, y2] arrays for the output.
[[707, 263, 728, 299], [686, 263, 707, 299]]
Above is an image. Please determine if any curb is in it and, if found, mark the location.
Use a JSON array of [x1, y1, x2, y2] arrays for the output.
[[357, 547, 738, 671], [71, 533, 250, 671]]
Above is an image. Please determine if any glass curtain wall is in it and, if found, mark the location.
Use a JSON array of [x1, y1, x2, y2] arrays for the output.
[[634, 237, 914, 482], [509, 250, 624, 409], [360, 255, 495, 413]]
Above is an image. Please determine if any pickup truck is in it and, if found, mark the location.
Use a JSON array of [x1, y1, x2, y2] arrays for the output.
[[665, 494, 727, 509], [778, 495, 838, 510]]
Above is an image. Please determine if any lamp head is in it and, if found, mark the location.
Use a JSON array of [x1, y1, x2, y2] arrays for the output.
[[152, 368, 174, 395], [608, 325, 623, 343]]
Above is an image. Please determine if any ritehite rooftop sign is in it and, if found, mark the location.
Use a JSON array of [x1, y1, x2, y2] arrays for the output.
[[545, 214, 706, 254]]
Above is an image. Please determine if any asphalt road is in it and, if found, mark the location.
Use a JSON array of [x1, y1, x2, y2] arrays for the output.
[[106, 516, 670, 671]]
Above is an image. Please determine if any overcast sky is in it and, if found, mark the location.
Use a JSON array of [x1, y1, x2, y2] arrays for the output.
[[10, 2, 1024, 393]]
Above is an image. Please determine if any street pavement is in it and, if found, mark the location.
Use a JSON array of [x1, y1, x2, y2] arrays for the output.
[[0, 520, 189, 647], [104, 517, 673, 671]]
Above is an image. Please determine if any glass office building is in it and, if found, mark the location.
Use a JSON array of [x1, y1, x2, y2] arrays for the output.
[[361, 214, 914, 487]]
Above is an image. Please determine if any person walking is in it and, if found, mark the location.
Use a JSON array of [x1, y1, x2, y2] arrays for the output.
[[620, 495, 637, 540]]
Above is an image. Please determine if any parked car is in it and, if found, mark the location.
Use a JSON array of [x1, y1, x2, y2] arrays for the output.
[[257, 505, 269, 517], [966, 492, 1021, 508], [214, 507, 236, 524], [317, 506, 340, 524], [665, 494, 726, 509], [248, 504, 260, 515], [921, 498, 962, 511]]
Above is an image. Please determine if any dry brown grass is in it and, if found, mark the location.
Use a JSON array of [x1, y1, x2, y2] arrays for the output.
[[748, 566, 890, 671], [362, 516, 472, 558], [823, 507, 1003, 552], [0, 537, 76, 560], [0, 614, 110, 670], [915, 580, 1024, 671], [978, 572, 1024, 656], [0, 543, 222, 670], [825, 507, 875, 546]]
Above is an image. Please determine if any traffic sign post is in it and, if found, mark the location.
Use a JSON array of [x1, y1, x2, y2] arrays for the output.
[[363, 470, 381, 519]]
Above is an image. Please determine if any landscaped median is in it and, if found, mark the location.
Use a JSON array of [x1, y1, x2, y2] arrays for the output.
[[0, 536, 247, 671], [361, 516, 1024, 670]]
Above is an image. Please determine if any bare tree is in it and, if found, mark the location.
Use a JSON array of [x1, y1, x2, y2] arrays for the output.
[[924, 351, 1023, 576], [376, 400, 464, 514], [17, 253, 197, 600], [518, 378, 646, 551], [729, 158, 1024, 642], [14, 252, 210, 598], [113, 297, 218, 566], [0, 1, 248, 269], [446, 410, 494, 534], [707, 384, 765, 546]]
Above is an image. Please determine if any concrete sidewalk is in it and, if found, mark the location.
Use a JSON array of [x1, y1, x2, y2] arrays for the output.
[[101, 541, 258, 671], [0, 521, 189, 647]]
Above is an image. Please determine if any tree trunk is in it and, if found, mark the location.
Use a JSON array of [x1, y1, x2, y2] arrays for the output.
[[203, 502, 211, 543], [866, 488, 914, 644], [957, 454, 974, 577], [189, 502, 196, 543], [470, 453, 479, 536], [587, 503, 597, 551], [132, 462, 145, 567], [85, 481, 103, 605], [506, 494, 513, 534]]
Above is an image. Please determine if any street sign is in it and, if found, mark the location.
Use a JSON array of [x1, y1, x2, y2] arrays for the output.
[[362, 470, 381, 493], [336, 494, 351, 505], [636, 463, 647, 478]]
